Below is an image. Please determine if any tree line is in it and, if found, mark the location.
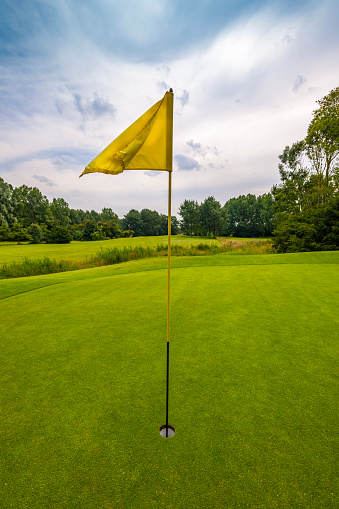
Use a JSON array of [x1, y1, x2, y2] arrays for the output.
[[0, 176, 274, 243], [0, 181, 183, 244], [178, 193, 274, 238]]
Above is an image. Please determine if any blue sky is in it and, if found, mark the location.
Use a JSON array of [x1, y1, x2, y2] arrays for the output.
[[1, 0, 339, 216]]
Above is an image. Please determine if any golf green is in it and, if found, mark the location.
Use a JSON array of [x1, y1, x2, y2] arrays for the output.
[[0, 252, 338, 508]]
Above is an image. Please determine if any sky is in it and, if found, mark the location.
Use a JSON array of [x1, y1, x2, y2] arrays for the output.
[[1, 0, 339, 218]]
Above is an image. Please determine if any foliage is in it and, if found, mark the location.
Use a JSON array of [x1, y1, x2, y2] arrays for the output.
[[81, 219, 97, 241], [12, 185, 53, 227], [223, 193, 274, 237], [0, 178, 17, 226], [0, 176, 273, 243], [50, 197, 70, 226], [0, 224, 10, 241], [46, 226, 72, 244], [272, 87, 339, 252], [9, 222, 31, 244], [305, 86, 339, 186], [178, 199, 200, 236], [273, 195, 339, 252], [199, 196, 225, 238], [140, 208, 162, 236], [121, 208, 178, 236], [27, 223, 44, 244], [178, 194, 273, 238], [122, 209, 144, 236]]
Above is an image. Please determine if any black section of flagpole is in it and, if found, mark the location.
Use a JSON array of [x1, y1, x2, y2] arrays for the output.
[[166, 341, 169, 437]]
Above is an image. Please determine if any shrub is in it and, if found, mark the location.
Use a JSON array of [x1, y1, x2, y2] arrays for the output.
[[28, 223, 43, 244], [46, 226, 72, 244]]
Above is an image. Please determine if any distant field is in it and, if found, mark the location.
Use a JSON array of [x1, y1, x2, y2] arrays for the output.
[[0, 251, 338, 508], [0, 235, 219, 265]]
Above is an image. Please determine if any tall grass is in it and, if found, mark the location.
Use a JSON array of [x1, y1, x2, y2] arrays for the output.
[[0, 239, 275, 279]]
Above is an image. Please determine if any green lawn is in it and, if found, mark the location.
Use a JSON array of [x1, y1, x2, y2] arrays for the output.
[[0, 251, 338, 508], [0, 236, 219, 265]]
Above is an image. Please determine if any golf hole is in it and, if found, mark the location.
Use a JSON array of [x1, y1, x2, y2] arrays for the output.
[[159, 425, 175, 438]]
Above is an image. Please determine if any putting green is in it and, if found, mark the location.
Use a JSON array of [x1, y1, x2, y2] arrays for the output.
[[0, 252, 338, 508]]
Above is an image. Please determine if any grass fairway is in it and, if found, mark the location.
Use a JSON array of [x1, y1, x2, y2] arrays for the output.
[[0, 252, 338, 508]]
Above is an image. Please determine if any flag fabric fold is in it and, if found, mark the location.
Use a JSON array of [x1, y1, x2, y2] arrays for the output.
[[80, 91, 173, 177]]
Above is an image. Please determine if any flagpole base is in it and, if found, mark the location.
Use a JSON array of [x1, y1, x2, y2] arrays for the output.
[[159, 424, 175, 438]]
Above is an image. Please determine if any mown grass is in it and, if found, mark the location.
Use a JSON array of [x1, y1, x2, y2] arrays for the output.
[[0, 251, 338, 508], [0, 236, 219, 265], [0, 237, 274, 279]]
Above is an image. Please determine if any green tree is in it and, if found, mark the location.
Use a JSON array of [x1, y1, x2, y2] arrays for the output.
[[257, 193, 275, 236], [86, 210, 101, 222], [27, 223, 44, 244], [178, 199, 200, 236], [106, 219, 122, 238], [171, 216, 180, 235], [10, 222, 31, 244], [50, 198, 70, 226], [223, 193, 273, 237], [199, 196, 224, 238], [122, 209, 144, 236], [47, 226, 72, 244], [140, 209, 161, 236], [12, 185, 53, 227], [82, 219, 97, 241], [272, 88, 339, 252], [0, 178, 17, 226], [305, 86, 339, 188], [272, 142, 309, 214], [100, 207, 120, 225], [69, 209, 86, 225], [158, 214, 180, 235], [0, 223, 10, 241], [273, 195, 339, 252]]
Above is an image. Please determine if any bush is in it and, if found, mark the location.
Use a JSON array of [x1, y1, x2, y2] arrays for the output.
[[28, 223, 43, 244], [46, 226, 72, 244]]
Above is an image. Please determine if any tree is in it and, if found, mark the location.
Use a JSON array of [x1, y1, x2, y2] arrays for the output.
[[272, 88, 339, 252], [223, 193, 274, 237], [171, 216, 180, 235], [50, 198, 70, 226], [86, 210, 101, 222], [178, 199, 200, 236], [0, 178, 17, 226], [12, 185, 53, 227], [122, 209, 144, 236], [47, 226, 72, 244], [69, 208, 86, 225], [28, 223, 44, 244], [305, 86, 339, 188], [272, 142, 309, 214], [100, 207, 120, 224], [82, 219, 97, 241], [140, 209, 161, 236], [273, 195, 339, 252], [9, 222, 31, 244], [98, 220, 121, 239], [256, 193, 275, 236], [199, 196, 224, 238], [0, 223, 10, 241]]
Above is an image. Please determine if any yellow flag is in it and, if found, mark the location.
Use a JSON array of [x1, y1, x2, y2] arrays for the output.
[[80, 91, 173, 177]]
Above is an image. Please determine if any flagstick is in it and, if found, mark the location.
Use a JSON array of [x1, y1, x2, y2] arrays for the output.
[[166, 170, 172, 438]]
